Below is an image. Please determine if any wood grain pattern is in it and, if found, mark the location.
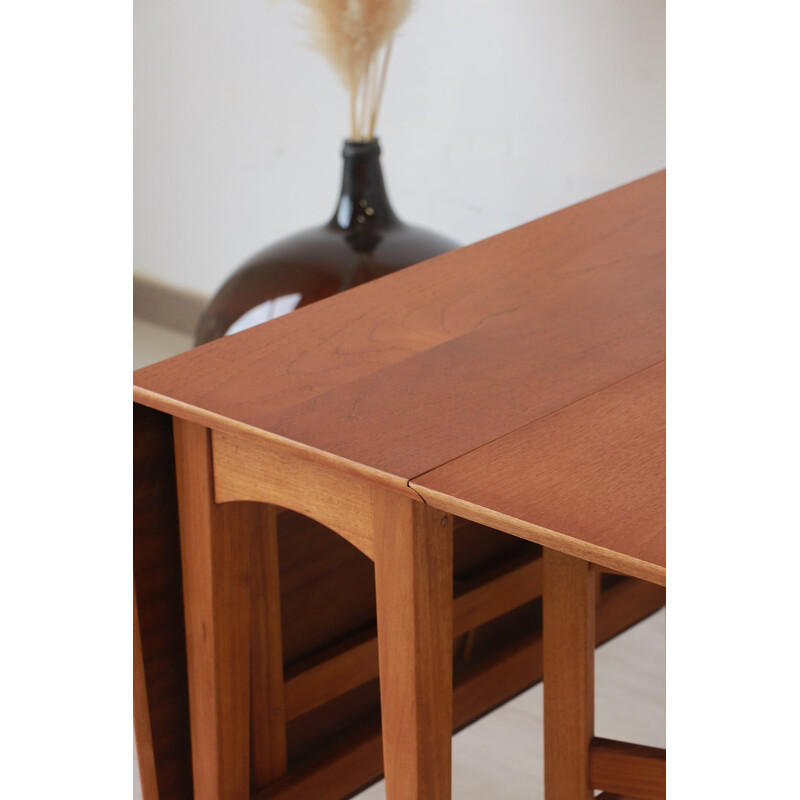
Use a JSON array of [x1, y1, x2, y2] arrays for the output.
[[589, 738, 666, 800], [414, 362, 666, 585], [373, 490, 453, 800], [263, 242, 663, 479], [173, 419, 251, 800], [212, 427, 384, 558], [543, 549, 595, 800], [248, 502, 288, 791], [133, 171, 664, 487]]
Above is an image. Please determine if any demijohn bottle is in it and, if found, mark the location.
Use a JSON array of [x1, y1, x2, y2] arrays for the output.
[[195, 139, 459, 345]]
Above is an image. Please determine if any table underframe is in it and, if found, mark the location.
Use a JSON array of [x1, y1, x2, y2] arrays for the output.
[[135, 417, 665, 800]]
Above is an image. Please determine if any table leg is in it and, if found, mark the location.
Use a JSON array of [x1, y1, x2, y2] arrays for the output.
[[543, 549, 595, 800], [373, 490, 453, 800], [249, 503, 288, 791], [173, 419, 251, 800]]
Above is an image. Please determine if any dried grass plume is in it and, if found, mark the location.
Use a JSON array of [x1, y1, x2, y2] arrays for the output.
[[297, 0, 412, 140]]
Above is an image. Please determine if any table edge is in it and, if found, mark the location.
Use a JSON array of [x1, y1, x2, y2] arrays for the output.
[[412, 484, 666, 587], [133, 386, 422, 500]]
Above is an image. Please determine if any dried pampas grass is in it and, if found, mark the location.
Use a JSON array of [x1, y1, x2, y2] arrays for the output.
[[297, 0, 412, 140]]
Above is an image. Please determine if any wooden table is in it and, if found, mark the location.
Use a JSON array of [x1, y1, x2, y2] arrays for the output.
[[134, 170, 665, 800]]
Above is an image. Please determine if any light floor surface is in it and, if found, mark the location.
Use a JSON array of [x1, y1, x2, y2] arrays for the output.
[[132, 318, 666, 800]]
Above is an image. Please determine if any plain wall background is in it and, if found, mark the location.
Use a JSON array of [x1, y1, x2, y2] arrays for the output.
[[134, 0, 665, 298]]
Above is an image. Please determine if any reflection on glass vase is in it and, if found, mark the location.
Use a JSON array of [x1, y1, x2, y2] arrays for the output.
[[194, 139, 459, 345]]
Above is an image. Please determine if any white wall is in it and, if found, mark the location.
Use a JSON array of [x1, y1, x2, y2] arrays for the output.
[[134, 0, 665, 298]]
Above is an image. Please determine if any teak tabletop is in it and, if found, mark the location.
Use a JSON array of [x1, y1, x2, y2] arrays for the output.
[[134, 170, 666, 800]]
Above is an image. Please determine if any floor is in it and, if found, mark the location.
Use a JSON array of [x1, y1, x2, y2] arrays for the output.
[[133, 317, 666, 799]]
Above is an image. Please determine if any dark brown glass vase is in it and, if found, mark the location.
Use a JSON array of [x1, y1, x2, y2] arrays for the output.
[[194, 139, 459, 344]]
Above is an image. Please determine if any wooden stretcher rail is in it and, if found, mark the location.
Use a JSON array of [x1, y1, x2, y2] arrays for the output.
[[253, 578, 666, 800], [283, 556, 543, 720], [282, 554, 643, 723], [595, 793, 638, 800], [589, 737, 666, 800]]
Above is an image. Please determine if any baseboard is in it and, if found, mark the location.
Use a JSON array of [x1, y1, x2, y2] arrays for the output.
[[133, 274, 208, 335]]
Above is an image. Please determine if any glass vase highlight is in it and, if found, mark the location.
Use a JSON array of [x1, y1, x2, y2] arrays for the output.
[[195, 139, 459, 345]]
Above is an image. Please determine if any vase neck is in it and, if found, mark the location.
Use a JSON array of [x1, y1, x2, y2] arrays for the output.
[[330, 139, 399, 230]]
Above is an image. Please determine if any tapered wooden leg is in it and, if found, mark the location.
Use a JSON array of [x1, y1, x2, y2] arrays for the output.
[[249, 503, 288, 791], [543, 549, 595, 800], [373, 489, 453, 800], [173, 419, 251, 800]]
